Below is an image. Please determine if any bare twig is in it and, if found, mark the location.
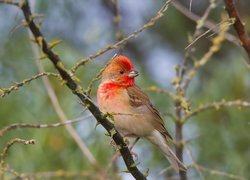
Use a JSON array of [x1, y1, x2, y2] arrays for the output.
[[104, 0, 123, 42], [0, 115, 93, 137], [224, 0, 250, 63], [70, 0, 172, 73], [23, 170, 98, 179], [0, 72, 59, 98], [0, 138, 35, 168], [144, 85, 176, 100], [0, 0, 18, 6], [183, 100, 250, 122], [192, 164, 246, 180], [0, 165, 23, 179], [183, 143, 205, 180]]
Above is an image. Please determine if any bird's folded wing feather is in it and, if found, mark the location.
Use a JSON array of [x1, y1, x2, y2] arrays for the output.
[[126, 85, 173, 140]]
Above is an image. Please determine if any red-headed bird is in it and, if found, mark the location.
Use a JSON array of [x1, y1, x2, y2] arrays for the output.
[[97, 55, 186, 172]]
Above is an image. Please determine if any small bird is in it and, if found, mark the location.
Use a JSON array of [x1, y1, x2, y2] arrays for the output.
[[97, 55, 186, 172]]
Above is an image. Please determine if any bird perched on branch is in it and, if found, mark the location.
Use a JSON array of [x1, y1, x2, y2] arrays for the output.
[[97, 55, 186, 172]]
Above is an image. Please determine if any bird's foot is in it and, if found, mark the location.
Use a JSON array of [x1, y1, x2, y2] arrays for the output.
[[130, 151, 138, 160], [112, 149, 139, 162], [110, 139, 116, 149]]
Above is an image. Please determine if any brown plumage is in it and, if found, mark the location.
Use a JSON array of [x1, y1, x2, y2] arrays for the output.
[[97, 55, 186, 172]]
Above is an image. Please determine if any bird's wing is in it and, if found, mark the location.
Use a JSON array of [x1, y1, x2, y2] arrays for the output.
[[126, 85, 173, 140]]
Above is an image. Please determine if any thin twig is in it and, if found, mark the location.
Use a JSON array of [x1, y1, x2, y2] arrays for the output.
[[183, 142, 205, 180], [23, 170, 98, 179], [0, 72, 59, 98], [144, 85, 176, 100], [193, 164, 246, 180], [0, 138, 35, 168], [0, 114, 93, 137], [183, 100, 250, 122]]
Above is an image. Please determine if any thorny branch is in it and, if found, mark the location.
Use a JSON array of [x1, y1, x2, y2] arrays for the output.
[[0, 0, 148, 179], [70, 0, 171, 73], [183, 100, 250, 122], [0, 138, 35, 168], [23, 170, 98, 179], [0, 115, 93, 137], [224, 0, 250, 63], [0, 166, 23, 179], [193, 165, 246, 180], [0, 72, 59, 98]]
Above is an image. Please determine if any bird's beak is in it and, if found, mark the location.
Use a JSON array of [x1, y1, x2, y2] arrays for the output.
[[128, 70, 139, 78]]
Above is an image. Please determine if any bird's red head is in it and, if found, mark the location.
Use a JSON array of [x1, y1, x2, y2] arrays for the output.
[[102, 55, 139, 87]]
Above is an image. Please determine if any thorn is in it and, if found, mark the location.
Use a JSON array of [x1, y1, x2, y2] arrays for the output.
[[48, 40, 62, 49], [94, 122, 100, 130]]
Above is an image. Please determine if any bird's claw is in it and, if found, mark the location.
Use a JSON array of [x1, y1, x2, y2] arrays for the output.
[[131, 151, 138, 161]]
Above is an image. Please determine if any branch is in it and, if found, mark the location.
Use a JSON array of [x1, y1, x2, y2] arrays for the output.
[[0, 72, 59, 98], [183, 143, 205, 179], [104, 0, 123, 42], [224, 0, 250, 63], [192, 164, 246, 180], [70, 0, 172, 73], [0, 115, 92, 137], [0, 138, 35, 168], [23, 170, 98, 179], [0, 166, 23, 178], [144, 85, 176, 100], [183, 100, 250, 122], [0, 0, 146, 178]]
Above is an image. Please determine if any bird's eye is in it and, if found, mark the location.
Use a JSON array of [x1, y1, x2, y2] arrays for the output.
[[119, 70, 124, 74]]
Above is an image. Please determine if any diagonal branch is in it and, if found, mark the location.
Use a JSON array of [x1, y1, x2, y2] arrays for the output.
[[0, 0, 146, 178], [224, 0, 250, 63]]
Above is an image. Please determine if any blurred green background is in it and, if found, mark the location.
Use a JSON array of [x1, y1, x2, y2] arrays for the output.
[[0, 0, 249, 179]]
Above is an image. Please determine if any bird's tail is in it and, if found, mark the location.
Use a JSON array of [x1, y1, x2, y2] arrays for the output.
[[147, 130, 187, 172], [162, 142, 187, 172]]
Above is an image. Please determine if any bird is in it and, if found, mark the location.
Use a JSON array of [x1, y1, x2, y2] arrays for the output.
[[97, 55, 186, 172]]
